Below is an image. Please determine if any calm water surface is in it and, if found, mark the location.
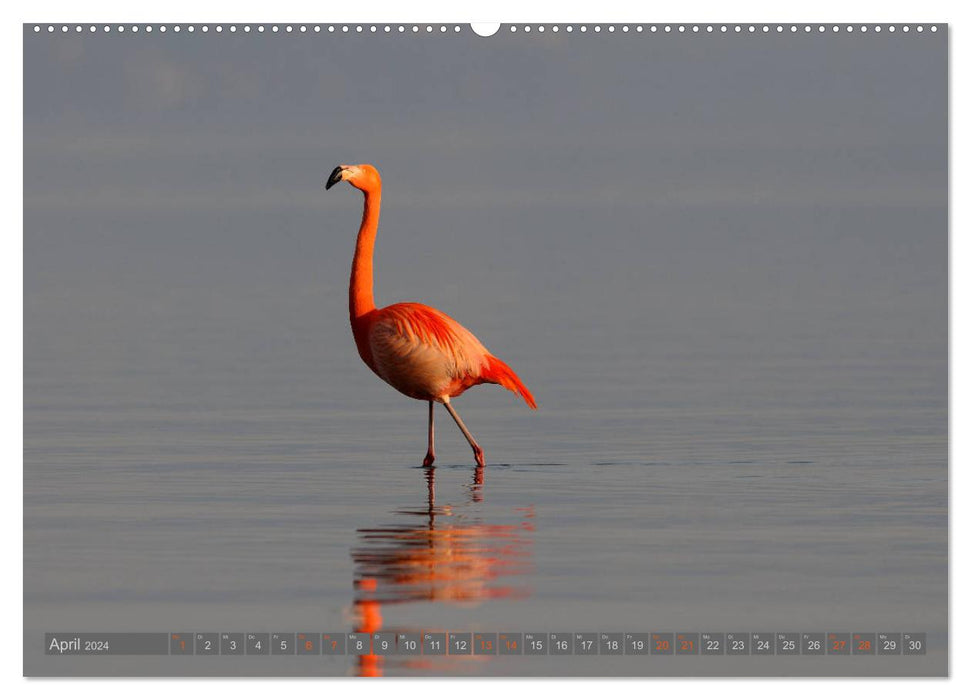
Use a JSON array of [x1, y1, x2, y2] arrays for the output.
[[24, 309, 946, 675]]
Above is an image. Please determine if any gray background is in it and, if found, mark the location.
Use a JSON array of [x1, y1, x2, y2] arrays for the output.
[[24, 25, 947, 676]]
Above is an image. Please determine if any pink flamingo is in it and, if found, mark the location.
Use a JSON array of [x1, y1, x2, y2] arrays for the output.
[[326, 164, 536, 468]]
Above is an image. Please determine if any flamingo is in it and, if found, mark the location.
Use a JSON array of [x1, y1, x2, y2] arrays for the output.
[[325, 163, 536, 468]]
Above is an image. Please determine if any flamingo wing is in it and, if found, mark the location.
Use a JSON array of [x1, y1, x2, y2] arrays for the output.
[[368, 303, 537, 408], [368, 303, 488, 400]]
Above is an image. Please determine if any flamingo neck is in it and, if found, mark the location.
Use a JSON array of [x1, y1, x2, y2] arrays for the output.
[[350, 189, 380, 321]]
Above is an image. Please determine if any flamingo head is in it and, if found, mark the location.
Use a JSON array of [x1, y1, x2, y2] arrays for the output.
[[325, 164, 381, 193]]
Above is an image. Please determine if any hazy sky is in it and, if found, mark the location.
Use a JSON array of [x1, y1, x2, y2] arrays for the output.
[[24, 27, 947, 412]]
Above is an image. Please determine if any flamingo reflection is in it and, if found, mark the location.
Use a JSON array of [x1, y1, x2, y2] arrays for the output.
[[351, 467, 534, 676]]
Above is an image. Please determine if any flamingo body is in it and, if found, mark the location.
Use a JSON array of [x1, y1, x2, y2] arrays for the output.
[[326, 163, 535, 467], [356, 302, 536, 408]]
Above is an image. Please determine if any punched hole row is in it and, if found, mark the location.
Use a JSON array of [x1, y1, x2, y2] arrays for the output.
[[32, 24, 941, 35]]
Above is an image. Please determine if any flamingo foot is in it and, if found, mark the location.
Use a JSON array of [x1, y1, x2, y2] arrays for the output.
[[473, 446, 486, 468], [422, 452, 435, 468]]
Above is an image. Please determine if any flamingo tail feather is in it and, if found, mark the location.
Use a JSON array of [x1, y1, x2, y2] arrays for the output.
[[481, 356, 537, 410]]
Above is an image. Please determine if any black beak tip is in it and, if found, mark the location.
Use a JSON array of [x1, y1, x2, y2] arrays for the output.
[[325, 166, 344, 191]]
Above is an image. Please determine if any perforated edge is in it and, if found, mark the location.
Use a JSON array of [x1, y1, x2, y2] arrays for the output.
[[27, 23, 945, 36]]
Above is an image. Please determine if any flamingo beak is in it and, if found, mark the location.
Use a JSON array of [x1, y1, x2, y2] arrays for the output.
[[325, 165, 347, 191]]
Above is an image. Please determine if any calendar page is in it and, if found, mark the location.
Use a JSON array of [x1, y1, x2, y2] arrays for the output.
[[23, 22, 947, 677]]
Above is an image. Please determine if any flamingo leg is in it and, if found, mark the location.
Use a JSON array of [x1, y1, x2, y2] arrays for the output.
[[422, 401, 436, 467], [443, 400, 486, 468]]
